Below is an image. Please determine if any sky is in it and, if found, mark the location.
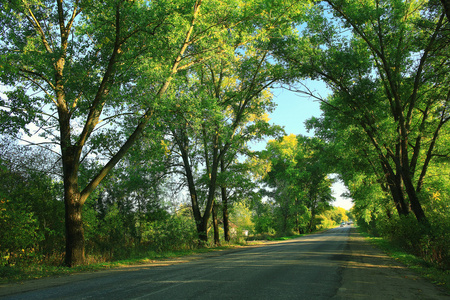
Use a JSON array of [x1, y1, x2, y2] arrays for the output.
[[258, 84, 354, 211]]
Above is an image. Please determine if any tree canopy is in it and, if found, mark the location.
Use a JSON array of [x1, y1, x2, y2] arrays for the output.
[[1, 0, 449, 270]]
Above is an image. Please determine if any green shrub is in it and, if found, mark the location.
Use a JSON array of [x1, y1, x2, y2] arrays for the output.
[[380, 214, 450, 270], [141, 215, 197, 252], [0, 199, 44, 266]]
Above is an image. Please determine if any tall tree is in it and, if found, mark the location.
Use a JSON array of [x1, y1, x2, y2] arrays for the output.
[[272, 0, 450, 226], [0, 0, 261, 266], [164, 49, 282, 242]]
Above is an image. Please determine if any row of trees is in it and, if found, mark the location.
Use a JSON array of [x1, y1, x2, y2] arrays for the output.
[[254, 134, 336, 235], [1, 0, 312, 266], [1, 0, 449, 268], [269, 0, 450, 267], [0, 137, 344, 267]]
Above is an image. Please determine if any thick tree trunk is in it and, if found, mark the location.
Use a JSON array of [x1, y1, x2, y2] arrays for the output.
[[382, 161, 409, 216], [61, 146, 85, 266], [197, 148, 221, 243], [308, 197, 316, 233], [64, 193, 85, 266], [178, 139, 203, 234], [197, 222, 209, 242], [398, 129, 430, 226], [441, 0, 450, 23], [400, 169, 429, 226]]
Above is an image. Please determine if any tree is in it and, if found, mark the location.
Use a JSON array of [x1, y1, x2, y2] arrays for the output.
[[163, 48, 282, 242], [272, 0, 450, 226], [0, 0, 270, 266], [261, 134, 334, 234]]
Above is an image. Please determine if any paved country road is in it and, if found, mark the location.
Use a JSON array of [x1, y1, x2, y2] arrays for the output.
[[1, 227, 449, 299]]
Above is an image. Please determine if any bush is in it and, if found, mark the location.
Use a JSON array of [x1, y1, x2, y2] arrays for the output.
[[141, 215, 197, 252], [380, 214, 450, 270], [0, 199, 44, 266]]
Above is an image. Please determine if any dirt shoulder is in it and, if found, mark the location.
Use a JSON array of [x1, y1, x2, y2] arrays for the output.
[[334, 228, 450, 299]]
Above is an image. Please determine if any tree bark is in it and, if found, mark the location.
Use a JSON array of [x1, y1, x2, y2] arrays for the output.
[[221, 185, 231, 242], [380, 160, 409, 216], [400, 168, 429, 226], [440, 0, 450, 23], [220, 158, 231, 242], [212, 203, 220, 245], [64, 191, 85, 266], [61, 145, 85, 266]]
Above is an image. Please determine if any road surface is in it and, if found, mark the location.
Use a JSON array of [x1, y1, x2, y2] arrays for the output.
[[1, 227, 448, 299]]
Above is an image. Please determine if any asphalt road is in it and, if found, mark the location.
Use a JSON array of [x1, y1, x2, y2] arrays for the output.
[[1, 227, 449, 299]]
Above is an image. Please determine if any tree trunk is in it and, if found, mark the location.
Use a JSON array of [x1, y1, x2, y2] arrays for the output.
[[398, 130, 430, 226], [220, 158, 231, 242], [212, 203, 220, 246], [221, 185, 231, 242], [381, 161, 409, 216], [177, 136, 203, 235], [62, 160, 85, 266], [294, 197, 303, 234], [308, 197, 316, 233], [59, 100, 86, 266], [198, 145, 221, 242], [197, 221, 209, 242], [64, 196, 85, 266], [400, 169, 429, 226], [440, 0, 450, 23]]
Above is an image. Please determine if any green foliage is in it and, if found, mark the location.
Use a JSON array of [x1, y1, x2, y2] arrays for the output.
[[0, 199, 43, 266], [141, 214, 197, 252], [375, 213, 450, 270], [0, 0, 447, 277], [321, 206, 349, 226], [252, 199, 276, 235], [0, 150, 64, 266], [255, 134, 335, 235], [92, 203, 129, 260], [277, 0, 450, 228]]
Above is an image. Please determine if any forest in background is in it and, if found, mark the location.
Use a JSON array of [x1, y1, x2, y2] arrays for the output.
[[0, 0, 449, 272]]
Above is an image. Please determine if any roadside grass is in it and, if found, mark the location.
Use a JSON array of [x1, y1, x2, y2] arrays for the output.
[[358, 229, 450, 292]]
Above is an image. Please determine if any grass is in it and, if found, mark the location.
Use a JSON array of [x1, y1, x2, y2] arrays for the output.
[[358, 229, 450, 292]]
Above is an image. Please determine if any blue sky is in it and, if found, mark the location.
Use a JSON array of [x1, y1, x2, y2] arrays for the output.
[[259, 84, 353, 211]]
